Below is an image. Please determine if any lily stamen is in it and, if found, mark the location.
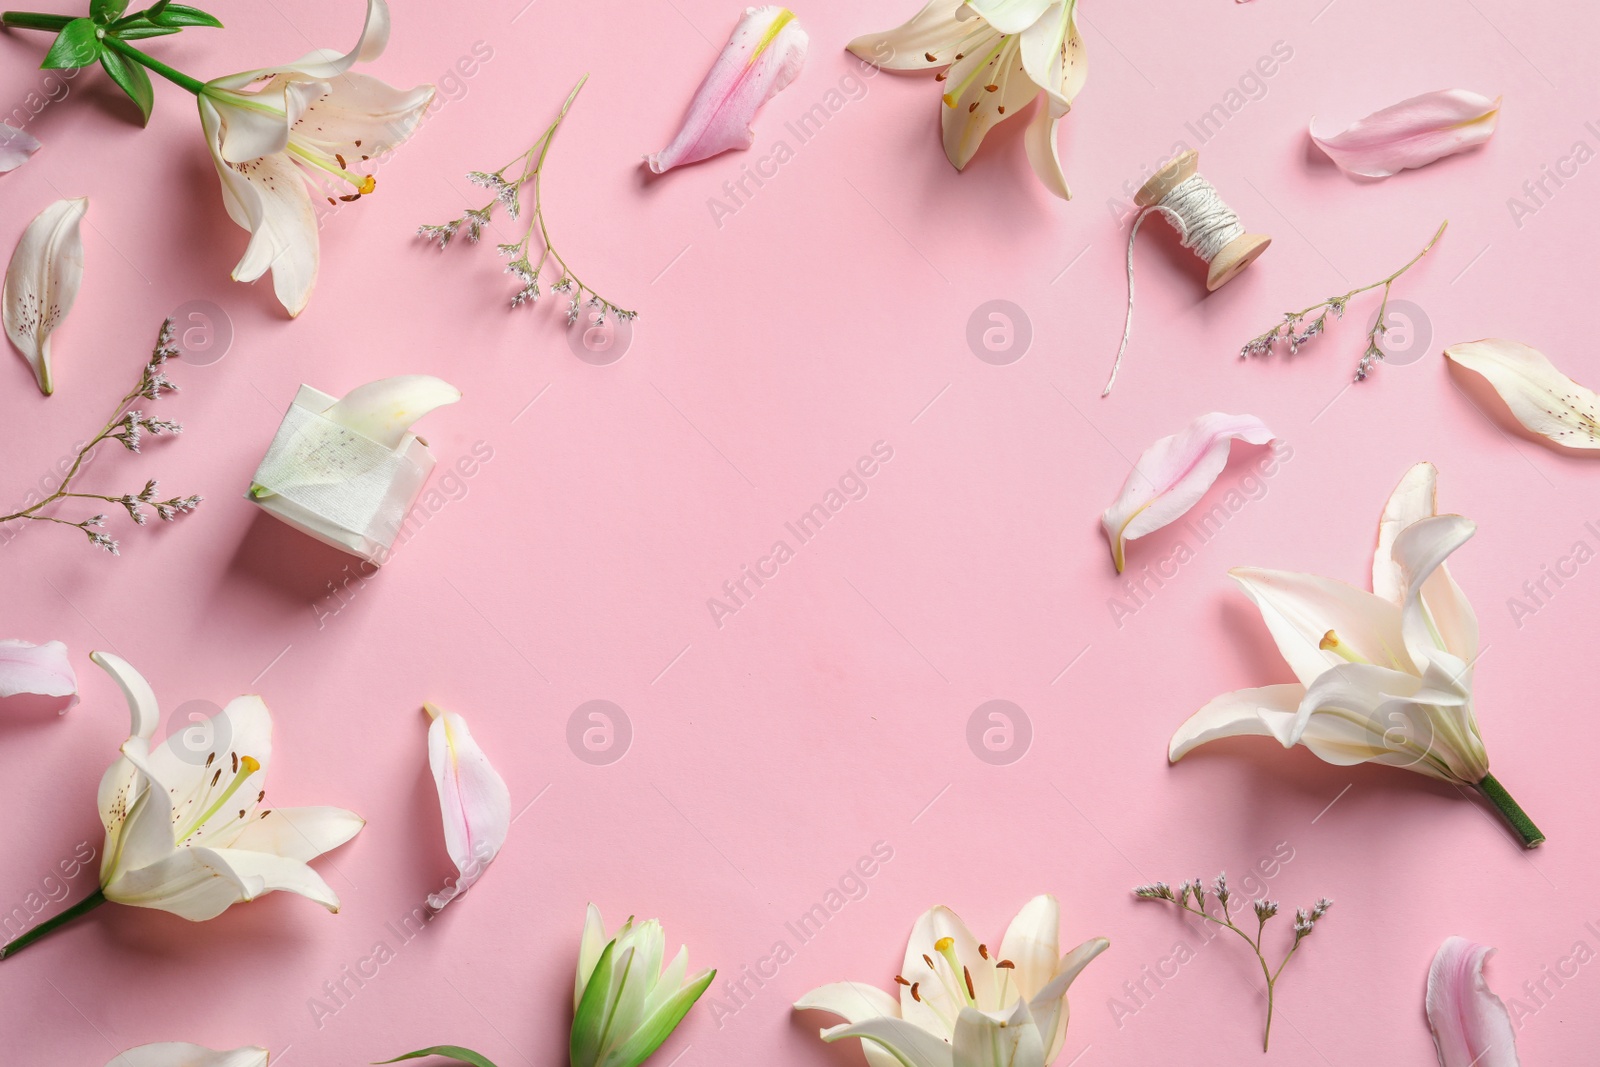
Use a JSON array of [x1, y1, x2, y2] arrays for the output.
[[1318, 629, 1370, 664], [286, 141, 377, 196], [933, 936, 976, 1006], [176, 755, 260, 843], [942, 35, 1008, 107]]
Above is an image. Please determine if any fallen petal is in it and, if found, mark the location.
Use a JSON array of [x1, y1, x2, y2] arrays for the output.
[[1426, 937, 1521, 1067], [1445, 338, 1600, 451], [0, 638, 77, 712], [647, 6, 808, 173], [0, 124, 41, 173], [3, 196, 87, 395], [322, 374, 462, 449], [424, 702, 510, 909], [1100, 412, 1276, 572], [1310, 89, 1499, 179], [103, 1044, 270, 1067]]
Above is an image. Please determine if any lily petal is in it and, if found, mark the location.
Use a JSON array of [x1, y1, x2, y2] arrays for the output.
[[322, 374, 462, 449], [1374, 462, 1438, 604], [846, 0, 968, 71], [940, 35, 1035, 171], [227, 805, 365, 862], [647, 6, 808, 173], [0, 638, 77, 711], [1310, 89, 1500, 179], [1100, 413, 1276, 573], [952, 1000, 1044, 1067], [0, 124, 41, 172], [795, 983, 904, 1067], [424, 702, 511, 909], [1391, 515, 1479, 671], [1230, 567, 1409, 684], [1169, 684, 1307, 762], [91, 650, 160, 741], [3, 196, 87, 395], [997, 894, 1060, 1004], [1027, 936, 1108, 1062], [104, 1044, 269, 1067], [820, 1016, 956, 1067], [1426, 937, 1521, 1067], [576, 902, 608, 1011], [1444, 338, 1600, 451], [901, 905, 994, 1035], [963, 0, 1053, 34]]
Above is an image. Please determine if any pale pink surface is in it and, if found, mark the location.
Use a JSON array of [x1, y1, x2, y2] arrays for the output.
[[0, 2, 1597, 1066]]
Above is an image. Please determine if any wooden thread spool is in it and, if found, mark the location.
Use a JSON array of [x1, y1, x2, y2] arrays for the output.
[[1135, 150, 1270, 290]]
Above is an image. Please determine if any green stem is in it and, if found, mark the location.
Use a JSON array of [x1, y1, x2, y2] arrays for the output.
[[1476, 773, 1545, 848], [0, 889, 106, 960], [0, 10, 73, 30], [102, 35, 203, 94]]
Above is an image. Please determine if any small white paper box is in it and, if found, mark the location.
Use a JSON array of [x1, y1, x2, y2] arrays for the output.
[[247, 384, 436, 565]]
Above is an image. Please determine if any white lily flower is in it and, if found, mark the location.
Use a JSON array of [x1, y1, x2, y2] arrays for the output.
[[849, 0, 1086, 198], [423, 702, 510, 910], [3, 196, 86, 395], [1169, 462, 1544, 847], [796, 895, 1108, 1067], [103, 1043, 269, 1067], [197, 0, 434, 316], [571, 904, 716, 1067], [0, 652, 363, 959]]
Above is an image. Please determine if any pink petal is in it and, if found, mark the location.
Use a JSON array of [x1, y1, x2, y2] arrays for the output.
[[424, 703, 511, 910], [1100, 413, 1276, 573], [1426, 937, 1521, 1067], [646, 6, 808, 174], [0, 638, 77, 712], [0, 124, 41, 173], [1310, 89, 1500, 178]]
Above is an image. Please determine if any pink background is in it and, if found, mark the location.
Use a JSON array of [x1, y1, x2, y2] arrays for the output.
[[2, 0, 1597, 1063]]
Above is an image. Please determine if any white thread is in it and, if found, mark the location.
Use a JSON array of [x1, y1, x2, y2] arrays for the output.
[[1103, 174, 1245, 396]]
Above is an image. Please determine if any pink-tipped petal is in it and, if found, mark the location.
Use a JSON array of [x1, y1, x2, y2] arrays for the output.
[[1310, 89, 1500, 178], [1426, 937, 1521, 1067], [424, 703, 511, 909], [0, 639, 77, 712], [646, 6, 808, 173], [0, 124, 41, 173], [1445, 338, 1600, 451], [1100, 412, 1276, 573]]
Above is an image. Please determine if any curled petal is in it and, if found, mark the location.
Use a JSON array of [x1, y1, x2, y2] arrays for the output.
[[103, 1044, 270, 1067], [1170, 683, 1306, 762], [820, 1015, 955, 1067], [1100, 413, 1276, 573], [0, 124, 41, 173], [322, 374, 462, 449], [1310, 89, 1500, 179], [847, 0, 968, 71], [0, 638, 77, 711], [964, 0, 1054, 34], [424, 702, 510, 909], [1445, 338, 1600, 451], [1027, 936, 1108, 1062], [1426, 937, 1521, 1067], [1374, 462, 1438, 603], [794, 983, 904, 1067], [4, 196, 87, 395], [647, 6, 808, 173]]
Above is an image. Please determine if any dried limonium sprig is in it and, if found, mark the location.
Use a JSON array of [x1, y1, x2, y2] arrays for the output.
[[1241, 220, 1447, 382], [416, 73, 636, 328], [0, 319, 201, 554], [1134, 874, 1332, 1051]]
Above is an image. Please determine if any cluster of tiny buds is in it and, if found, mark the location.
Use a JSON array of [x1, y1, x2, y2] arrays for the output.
[[1293, 898, 1334, 939], [1241, 299, 1346, 360], [1355, 340, 1386, 382]]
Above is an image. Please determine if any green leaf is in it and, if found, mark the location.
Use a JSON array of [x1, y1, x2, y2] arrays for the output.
[[40, 18, 102, 69], [374, 1048, 500, 1067], [90, 0, 129, 23], [110, 23, 180, 38], [99, 47, 152, 124], [149, 3, 222, 28], [571, 939, 620, 1067]]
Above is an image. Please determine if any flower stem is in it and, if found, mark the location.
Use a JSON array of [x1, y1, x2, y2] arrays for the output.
[[102, 36, 204, 94], [0, 10, 73, 30], [1476, 773, 1545, 848], [0, 889, 105, 960]]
